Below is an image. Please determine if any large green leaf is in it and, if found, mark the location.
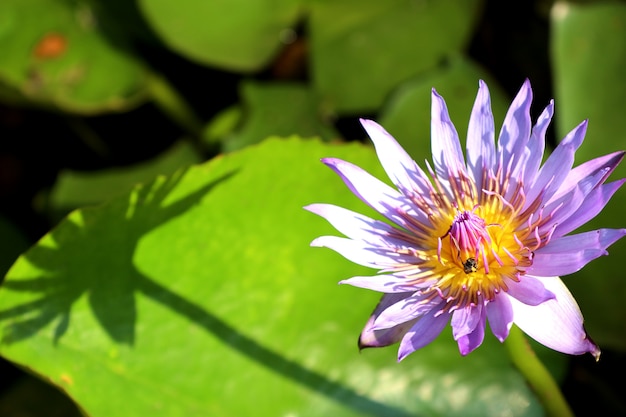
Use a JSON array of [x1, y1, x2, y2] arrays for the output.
[[0, 0, 147, 114], [47, 140, 203, 215], [550, 1, 626, 351], [0, 138, 549, 416], [138, 0, 302, 72], [309, 0, 484, 113], [379, 57, 510, 162]]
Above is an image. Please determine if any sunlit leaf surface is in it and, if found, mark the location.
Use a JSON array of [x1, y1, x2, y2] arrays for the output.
[[0, 138, 547, 416], [48, 140, 203, 214]]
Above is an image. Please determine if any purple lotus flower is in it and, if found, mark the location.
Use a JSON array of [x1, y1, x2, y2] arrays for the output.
[[306, 80, 626, 361]]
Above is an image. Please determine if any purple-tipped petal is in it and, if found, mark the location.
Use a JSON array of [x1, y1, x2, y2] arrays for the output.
[[510, 277, 600, 359], [311, 236, 406, 269], [505, 275, 555, 306], [456, 311, 486, 355], [486, 295, 513, 342], [530, 229, 626, 276], [548, 151, 625, 204], [431, 89, 467, 183], [451, 303, 483, 340], [305, 203, 407, 247], [372, 293, 442, 330], [340, 274, 427, 293], [538, 167, 611, 236], [524, 120, 588, 210], [398, 309, 449, 361], [360, 119, 433, 197], [522, 100, 553, 186], [360, 320, 417, 350], [321, 158, 431, 227], [555, 179, 626, 238], [466, 80, 495, 190], [497, 79, 533, 178], [359, 293, 415, 349]]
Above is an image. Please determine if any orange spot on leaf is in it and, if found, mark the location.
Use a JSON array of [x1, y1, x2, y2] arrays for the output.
[[33, 33, 68, 59], [60, 373, 74, 385]]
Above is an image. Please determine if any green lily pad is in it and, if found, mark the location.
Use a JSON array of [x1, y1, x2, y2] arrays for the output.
[[379, 57, 510, 162], [47, 140, 203, 214], [221, 81, 340, 152], [0, 138, 550, 416], [550, 1, 626, 351], [0, 216, 30, 279], [0, 0, 148, 114], [202, 105, 243, 149], [309, 0, 484, 113], [138, 0, 302, 71]]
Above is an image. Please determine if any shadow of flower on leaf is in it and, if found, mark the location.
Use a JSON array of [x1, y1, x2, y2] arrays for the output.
[[0, 167, 415, 417], [0, 168, 228, 345]]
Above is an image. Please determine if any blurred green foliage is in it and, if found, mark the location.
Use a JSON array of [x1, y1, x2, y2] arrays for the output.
[[551, 1, 626, 351], [0, 0, 148, 113]]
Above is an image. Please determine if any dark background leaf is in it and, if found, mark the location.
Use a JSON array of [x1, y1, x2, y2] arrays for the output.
[[309, 0, 484, 112], [138, 0, 302, 71], [550, 1, 626, 352], [379, 57, 511, 161]]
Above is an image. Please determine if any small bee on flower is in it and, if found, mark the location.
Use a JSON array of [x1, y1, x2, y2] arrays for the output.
[[462, 258, 478, 274]]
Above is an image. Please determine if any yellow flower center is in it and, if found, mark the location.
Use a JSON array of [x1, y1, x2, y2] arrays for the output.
[[392, 170, 548, 312]]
